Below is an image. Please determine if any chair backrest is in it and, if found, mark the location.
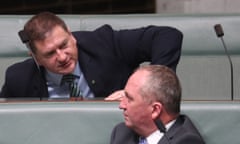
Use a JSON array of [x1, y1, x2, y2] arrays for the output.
[[0, 101, 239, 144], [0, 14, 240, 100]]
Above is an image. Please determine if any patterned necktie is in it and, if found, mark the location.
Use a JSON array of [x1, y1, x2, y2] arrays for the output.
[[61, 74, 82, 98], [139, 137, 148, 144]]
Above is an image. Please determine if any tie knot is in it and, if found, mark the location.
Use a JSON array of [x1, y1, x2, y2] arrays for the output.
[[61, 74, 82, 98], [61, 74, 79, 85], [139, 137, 148, 144]]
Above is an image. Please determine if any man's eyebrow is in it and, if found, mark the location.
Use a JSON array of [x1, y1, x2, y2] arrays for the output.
[[41, 47, 55, 57], [125, 91, 133, 100], [59, 38, 68, 48]]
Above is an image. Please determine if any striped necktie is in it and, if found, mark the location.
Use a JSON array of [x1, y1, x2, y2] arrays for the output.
[[61, 74, 82, 98]]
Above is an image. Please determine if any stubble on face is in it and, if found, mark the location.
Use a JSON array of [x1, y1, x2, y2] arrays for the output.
[[123, 70, 153, 130], [33, 26, 78, 74]]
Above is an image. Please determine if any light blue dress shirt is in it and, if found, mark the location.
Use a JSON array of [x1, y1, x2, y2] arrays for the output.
[[46, 62, 94, 99]]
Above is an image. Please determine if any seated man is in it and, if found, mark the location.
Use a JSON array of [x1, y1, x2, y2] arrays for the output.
[[0, 12, 183, 100], [110, 65, 205, 144]]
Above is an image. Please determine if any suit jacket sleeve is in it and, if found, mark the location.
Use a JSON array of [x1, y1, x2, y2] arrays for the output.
[[73, 25, 183, 97], [113, 25, 183, 71]]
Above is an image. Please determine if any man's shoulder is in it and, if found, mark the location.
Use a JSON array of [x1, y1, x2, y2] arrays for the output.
[[113, 122, 136, 136], [175, 114, 200, 131], [6, 58, 37, 74], [169, 115, 205, 144], [72, 24, 113, 35], [111, 122, 138, 144]]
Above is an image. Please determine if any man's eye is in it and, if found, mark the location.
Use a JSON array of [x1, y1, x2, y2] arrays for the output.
[[60, 44, 67, 49], [126, 95, 133, 102], [45, 51, 55, 58], [60, 40, 69, 49]]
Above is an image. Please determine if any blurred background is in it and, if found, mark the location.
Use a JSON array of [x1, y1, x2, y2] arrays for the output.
[[0, 0, 240, 14]]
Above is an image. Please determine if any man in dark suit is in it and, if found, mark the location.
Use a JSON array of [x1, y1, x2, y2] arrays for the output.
[[110, 65, 205, 144], [0, 12, 183, 100]]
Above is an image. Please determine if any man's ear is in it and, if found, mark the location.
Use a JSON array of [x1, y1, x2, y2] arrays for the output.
[[151, 102, 163, 120]]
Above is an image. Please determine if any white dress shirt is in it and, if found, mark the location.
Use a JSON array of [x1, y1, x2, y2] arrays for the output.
[[146, 119, 176, 144]]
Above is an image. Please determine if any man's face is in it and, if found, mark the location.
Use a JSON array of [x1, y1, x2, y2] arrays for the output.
[[119, 70, 153, 131], [33, 26, 78, 74]]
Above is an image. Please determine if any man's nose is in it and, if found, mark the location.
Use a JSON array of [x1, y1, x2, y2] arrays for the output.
[[119, 96, 126, 110], [56, 49, 67, 61]]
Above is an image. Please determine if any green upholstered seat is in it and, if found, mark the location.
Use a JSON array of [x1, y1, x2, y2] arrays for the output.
[[0, 101, 239, 144]]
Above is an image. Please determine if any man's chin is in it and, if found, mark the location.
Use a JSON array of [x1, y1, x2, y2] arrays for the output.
[[60, 64, 75, 74], [124, 120, 133, 128], [56, 69, 73, 75]]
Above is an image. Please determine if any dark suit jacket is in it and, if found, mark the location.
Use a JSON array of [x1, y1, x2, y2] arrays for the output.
[[0, 24, 183, 98], [110, 115, 205, 144]]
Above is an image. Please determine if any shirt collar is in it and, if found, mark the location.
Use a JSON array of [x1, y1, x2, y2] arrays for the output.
[[165, 119, 176, 131], [45, 70, 62, 86], [45, 62, 80, 86], [146, 119, 176, 144], [72, 62, 80, 77]]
